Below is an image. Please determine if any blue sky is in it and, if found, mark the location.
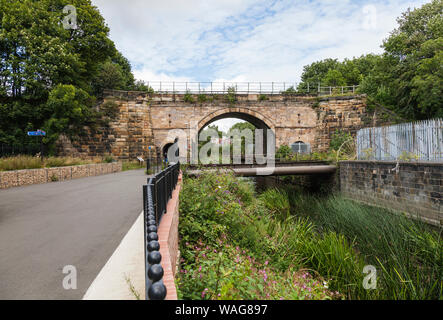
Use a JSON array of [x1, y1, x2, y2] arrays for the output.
[[91, 0, 428, 84]]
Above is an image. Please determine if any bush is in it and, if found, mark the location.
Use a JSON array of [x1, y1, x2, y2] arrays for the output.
[[184, 91, 195, 103], [178, 171, 442, 300], [0, 155, 42, 171], [329, 130, 352, 151]]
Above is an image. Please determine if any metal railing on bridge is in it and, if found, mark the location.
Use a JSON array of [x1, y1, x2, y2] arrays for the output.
[[141, 81, 359, 95], [142, 162, 180, 300], [357, 119, 443, 162]]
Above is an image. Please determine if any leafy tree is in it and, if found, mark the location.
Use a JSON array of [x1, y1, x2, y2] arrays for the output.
[[0, 0, 140, 149], [322, 69, 347, 87], [42, 84, 95, 146], [378, 0, 443, 119], [297, 59, 340, 92]]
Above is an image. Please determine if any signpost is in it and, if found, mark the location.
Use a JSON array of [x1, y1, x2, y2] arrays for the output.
[[27, 130, 46, 161]]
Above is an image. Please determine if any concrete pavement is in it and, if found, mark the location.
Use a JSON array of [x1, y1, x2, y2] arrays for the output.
[[0, 168, 147, 299]]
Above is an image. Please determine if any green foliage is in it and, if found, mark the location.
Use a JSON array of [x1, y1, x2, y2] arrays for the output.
[[0, 155, 98, 171], [0, 0, 139, 149], [197, 94, 207, 103], [226, 86, 237, 105], [290, 193, 442, 299], [0, 155, 42, 171], [329, 130, 352, 151], [275, 145, 293, 160], [103, 156, 113, 163], [131, 80, 155, 94], [184, 91, 195, 103], [259, 188, 290, 220], [179, 172, 442, 300], [178, 172, 341, 300], [122, 160, 143, 171], [296, 0, 442, 120], [281, 86, 297, 95], [258, 94, 269, 101], [42, 84, 95, 145]]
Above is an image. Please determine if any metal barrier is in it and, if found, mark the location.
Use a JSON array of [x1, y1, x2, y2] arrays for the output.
[[357, 119, 443, 162], [146, 156, 167, 175], [142, 162, 180, 300]]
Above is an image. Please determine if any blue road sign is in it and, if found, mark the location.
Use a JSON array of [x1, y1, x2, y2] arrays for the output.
[[27, 130, 46, 136]]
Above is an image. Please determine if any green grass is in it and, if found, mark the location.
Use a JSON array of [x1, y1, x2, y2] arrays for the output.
[[122, 161, 144, 171], [0, 155, 101, 171], [286, 188, 442, 299]]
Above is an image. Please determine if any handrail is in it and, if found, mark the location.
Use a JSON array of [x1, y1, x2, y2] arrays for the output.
[[126, 81, 359, 95], [143, 162, 180, 300]]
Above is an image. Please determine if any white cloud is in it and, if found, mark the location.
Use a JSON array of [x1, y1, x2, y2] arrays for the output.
[[92, 0, 429, 83]]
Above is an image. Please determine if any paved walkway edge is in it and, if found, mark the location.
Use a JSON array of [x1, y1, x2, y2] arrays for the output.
[[83, 212, 145, 300]]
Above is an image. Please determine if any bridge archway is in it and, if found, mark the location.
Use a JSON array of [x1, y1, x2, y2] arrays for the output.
[[197, 107, 276, 162], [197, 107, 275, 133]]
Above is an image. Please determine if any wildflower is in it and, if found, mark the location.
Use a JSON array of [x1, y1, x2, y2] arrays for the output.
[[202, 288, 208, 298], [323, 281, 328, 289], [198, 266, 202, 272], [264, 260, 269, 265], [214, 249, 217, 253]]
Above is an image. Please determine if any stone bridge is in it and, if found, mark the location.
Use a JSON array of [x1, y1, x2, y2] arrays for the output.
[[57, 90, 371, 160]]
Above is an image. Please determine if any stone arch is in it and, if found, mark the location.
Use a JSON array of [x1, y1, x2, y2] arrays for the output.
[[197, 107, 275, 133]]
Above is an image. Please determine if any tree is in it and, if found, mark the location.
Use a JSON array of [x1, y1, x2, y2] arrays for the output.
[[378, 0, 443, 119], [297, 59, 340, 92], [43, 84, 95, 146], [0, 0, 137, 149], [227, 122, 256, 157], [322, 69, 346, 87]]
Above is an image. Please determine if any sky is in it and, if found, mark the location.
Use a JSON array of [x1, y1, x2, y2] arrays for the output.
[[91, 0, 429, 131]]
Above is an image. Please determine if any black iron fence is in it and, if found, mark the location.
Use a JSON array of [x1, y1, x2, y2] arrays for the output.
[[0, 143, 46, 158], [146, 155, 168, 175], [142, 162, 180, 300]]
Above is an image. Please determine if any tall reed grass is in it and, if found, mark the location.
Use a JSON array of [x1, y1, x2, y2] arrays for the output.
[[0, 155, 102, 171], [286, 189, 442, 299]]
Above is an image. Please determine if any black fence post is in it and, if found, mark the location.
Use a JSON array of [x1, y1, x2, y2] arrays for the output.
[[142, 162, 180, 300]]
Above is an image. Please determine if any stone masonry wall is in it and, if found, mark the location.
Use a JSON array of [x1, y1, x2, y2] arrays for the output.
[[340, 161, 443, 226], [57, 91, 372, 160], [0, 162, 122, 189]]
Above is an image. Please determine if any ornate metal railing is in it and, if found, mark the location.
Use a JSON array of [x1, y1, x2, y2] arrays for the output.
[[142, 162, 180, 300]]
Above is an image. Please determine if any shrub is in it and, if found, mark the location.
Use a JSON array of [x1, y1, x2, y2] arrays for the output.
[[184, 91, 195, 103], [258, 94, 268, 101], [104, 156, 113, 163], [329, 130, 352, 151]]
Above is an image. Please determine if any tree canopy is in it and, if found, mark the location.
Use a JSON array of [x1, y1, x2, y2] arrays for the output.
[[0, 0, 139, 148], [297, 0, 442, 120]]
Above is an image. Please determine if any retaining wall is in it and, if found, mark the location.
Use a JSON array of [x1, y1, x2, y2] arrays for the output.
[[0, 162, 122, 189], [340, 161, 443, 226]]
